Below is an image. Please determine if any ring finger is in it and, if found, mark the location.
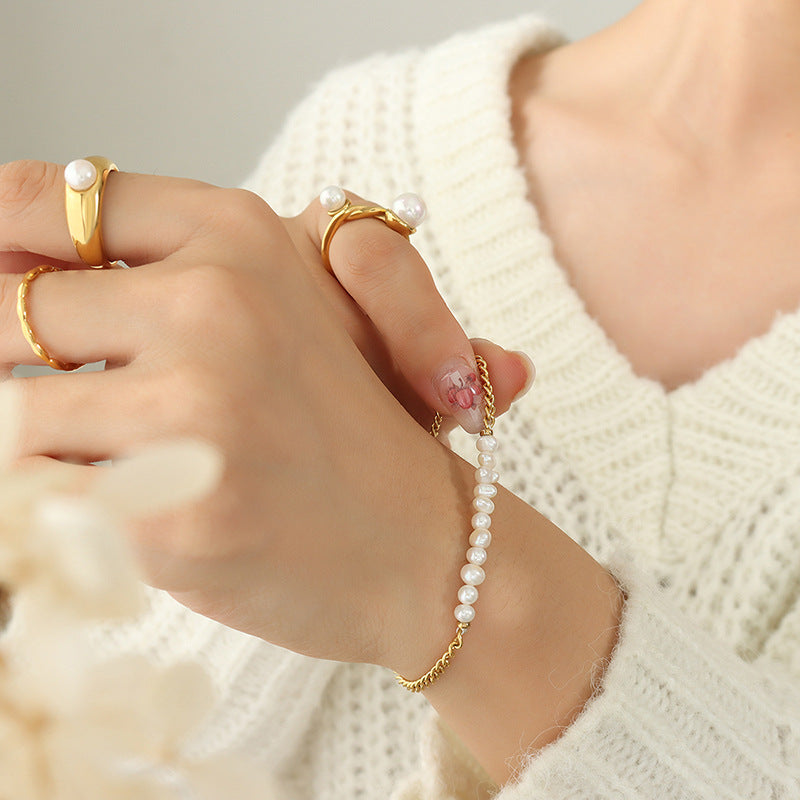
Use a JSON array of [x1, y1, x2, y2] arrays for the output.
[[4, 264, 152, 369]]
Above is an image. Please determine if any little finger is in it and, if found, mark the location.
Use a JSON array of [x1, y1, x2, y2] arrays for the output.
[[6, 368, 155, 464]]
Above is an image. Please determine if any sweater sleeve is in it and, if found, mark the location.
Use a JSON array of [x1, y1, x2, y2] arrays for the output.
[[392, 555, 800, 799]]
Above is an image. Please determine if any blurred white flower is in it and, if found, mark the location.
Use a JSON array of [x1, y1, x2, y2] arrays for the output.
[[0, 378, 270, 798], [90, 437, 226, 520]]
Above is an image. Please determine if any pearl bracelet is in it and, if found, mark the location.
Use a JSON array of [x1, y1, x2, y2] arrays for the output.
[[395, 355, 497, 692]]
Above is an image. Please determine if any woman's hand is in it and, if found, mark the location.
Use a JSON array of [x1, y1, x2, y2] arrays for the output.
[[0, 161, 625, 785], [281, 190, 534, 435], [0, 160, 528, 670]]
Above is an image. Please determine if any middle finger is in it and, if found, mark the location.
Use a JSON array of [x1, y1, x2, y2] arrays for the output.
[[0, 159, 238, 268]]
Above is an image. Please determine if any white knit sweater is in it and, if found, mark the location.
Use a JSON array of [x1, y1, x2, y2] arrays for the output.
[[98, 15, 800, 799]]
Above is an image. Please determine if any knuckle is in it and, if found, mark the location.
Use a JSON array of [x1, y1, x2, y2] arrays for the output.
[[342, 226, 409, 284], [162, 262, 241, 329], [0, 160, 59, 222], [195, 187, 281, 242], [146, 364, 220, 436], [385, 305, 440, 362], [177, 262, 267, 347]]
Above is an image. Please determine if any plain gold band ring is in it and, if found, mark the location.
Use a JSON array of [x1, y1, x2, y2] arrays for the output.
[[16, 265, 83, 372]]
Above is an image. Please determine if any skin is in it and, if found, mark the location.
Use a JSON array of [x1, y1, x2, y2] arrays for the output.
[[2, 0, 796, 786], [510, 0, 800, 392]]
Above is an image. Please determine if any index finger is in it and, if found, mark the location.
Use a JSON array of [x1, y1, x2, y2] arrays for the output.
[[304, 189, 487, 434]]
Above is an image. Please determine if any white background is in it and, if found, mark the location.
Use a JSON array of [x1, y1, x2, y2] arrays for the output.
[[3, 1, 639, 187]]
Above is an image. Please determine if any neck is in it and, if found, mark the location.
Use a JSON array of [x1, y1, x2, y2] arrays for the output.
[[534, 0, 800, 160]]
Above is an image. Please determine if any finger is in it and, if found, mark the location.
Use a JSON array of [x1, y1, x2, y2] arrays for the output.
[[433, 339, 535, 437], [9, 454, 96, 488], [0, 250, 76, 275], [4, 369, 154, 463], [0, 159, 262, 268], [4, 262, 154, 368], [298, 190, 522, 433]]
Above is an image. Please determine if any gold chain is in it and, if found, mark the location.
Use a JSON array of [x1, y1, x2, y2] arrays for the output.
[[395, 623, 469, 692], [396, 355, 496, 692]]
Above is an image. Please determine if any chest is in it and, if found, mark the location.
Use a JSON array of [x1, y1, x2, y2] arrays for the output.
[[513, 108, 800, 391]]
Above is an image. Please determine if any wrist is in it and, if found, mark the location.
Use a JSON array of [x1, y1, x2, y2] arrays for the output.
[[389, 449, 624, 783], [379, 437, 476, 676]]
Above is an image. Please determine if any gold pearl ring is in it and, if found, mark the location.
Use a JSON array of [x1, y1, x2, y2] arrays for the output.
[[318, 186, 426, 272], [64, 156, 118, 268]]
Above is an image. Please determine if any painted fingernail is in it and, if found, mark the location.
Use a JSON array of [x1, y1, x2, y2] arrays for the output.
[[511, 350, 536, 403], [434, 357, 485, 434]]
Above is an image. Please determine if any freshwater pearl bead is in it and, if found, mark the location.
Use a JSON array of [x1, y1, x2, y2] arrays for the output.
[[475, 467, 499, 484], [476, 435, 498, 453], [470, 529, 492, 548], [466, 546, 487, 566], [477, 453, 496, 468], [474, 483, 497, 499], [461, 564, 485, 586], [472, 496, 495, 514], [319, 185, 347, 212], [471, 511, 491, 530], [454, 604, 476, 623], [458, 584, 479, 605], [392, 193, 426, 228], [64, 159, 97, 191]]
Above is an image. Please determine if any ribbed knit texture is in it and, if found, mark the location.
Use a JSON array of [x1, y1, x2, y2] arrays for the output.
[[96, 15, 800, 798]]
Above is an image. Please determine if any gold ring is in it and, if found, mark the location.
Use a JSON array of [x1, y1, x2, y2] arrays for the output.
[[318, 186, 426, 272], [16, 265, 83, 371], [64, 156, 118, 268]]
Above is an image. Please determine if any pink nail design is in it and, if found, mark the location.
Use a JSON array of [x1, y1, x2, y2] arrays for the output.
[[446, 371, 480, 410], [435, 359, 485, 434]]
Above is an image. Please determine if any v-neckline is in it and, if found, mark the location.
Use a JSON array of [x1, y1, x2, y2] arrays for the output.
[[413, 14, 800, 547]]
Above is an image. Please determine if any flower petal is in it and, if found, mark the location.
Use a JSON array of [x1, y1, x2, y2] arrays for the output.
[[90, 438, 225, 519]]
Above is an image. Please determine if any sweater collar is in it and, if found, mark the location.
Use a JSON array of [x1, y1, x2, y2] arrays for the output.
[[413, 15, 800, 549]]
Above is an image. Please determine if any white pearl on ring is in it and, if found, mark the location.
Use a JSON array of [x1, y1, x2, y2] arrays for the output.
[[461, 564, 485, 586], [65, 159, 97, 191], [458, 584, 479, 605], [454, 604, 476, 623], [392, 193, 426, 228], [319, 185, 347, 212], [477, 453, 496, 469]]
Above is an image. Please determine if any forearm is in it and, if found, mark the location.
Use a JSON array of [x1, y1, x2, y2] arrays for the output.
[[391, 450, 624, 785]]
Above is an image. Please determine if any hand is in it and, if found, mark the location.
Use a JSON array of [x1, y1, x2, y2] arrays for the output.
[[0, 160, 523, 671], [1, 161, 625, 786], [280, 189, 535, 436]]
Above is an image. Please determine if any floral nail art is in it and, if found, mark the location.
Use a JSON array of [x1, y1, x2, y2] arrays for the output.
[[446, 370, 481, 410], [435, 359, 485, 434]]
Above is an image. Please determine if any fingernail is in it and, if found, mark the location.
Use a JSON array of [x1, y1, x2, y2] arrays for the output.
[[511, 350, 536, 403], [434, 357, 485, 434]]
